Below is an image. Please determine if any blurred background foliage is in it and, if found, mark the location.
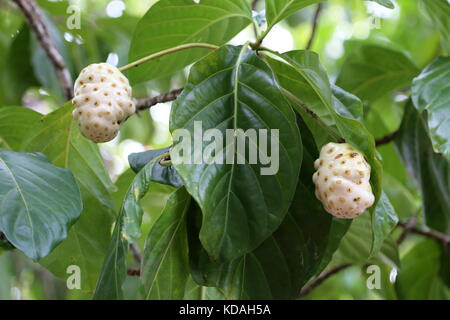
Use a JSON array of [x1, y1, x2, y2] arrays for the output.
[[0, 0, 448, 300]]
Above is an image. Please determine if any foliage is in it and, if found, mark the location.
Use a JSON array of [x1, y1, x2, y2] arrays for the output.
[[0, 0, 449, 300]]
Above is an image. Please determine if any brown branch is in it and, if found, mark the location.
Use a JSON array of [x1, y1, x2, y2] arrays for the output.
[[251, 0, 259, 10], [127, 267, 140, 277], [306, 3, 324, 50], [375, 130, 399, 146], [299, 264, 351, 297], [396, 218, 417, 244], [12, 0, 73, 100], [129, 243, 142, 264], [398, 221, 450, 245], [135, 88, 183, 111]]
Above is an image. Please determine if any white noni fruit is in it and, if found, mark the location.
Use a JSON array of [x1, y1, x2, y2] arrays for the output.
[[72, 63, 135, 143], [312, 142, 375, 219]]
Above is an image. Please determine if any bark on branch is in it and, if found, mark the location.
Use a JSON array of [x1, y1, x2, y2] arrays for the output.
[[398, 220, 450, 245], [135, 88, 183, 111], [306, 3, 324, 50], [12, 0, 73, 99], [299, 264, 351, 297]]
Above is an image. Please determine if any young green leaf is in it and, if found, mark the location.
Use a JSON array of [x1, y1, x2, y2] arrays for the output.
[[128, 0, 253, 84], [0, 149, 82, 260], [170, 45, 302, 262], [336, 43, 419, 102], [412, 57, 450, 160], [93, 157, 160, 299], [141, 187, 191, 300], [395, 103, 450, 234]]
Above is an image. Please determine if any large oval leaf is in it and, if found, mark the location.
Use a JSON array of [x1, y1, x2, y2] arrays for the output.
[[264, 1, 394, 32], [395, 103, 450, 234], [0, 149, 82, 260], [141, 187, 191, 300], [187, 119, 350, 299], [336, 43, 419, 102], [412, 57, 450, 159], [264, 50, 382, 205], [94, 156, 162, 299], [170, 45, 302, 262], [0, 105, 116, 293], [128, 0, 252, 84]]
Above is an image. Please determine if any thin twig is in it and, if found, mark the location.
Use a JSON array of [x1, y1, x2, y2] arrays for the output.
[[375, 130, 399, 146], [299, 264, 351, 297], [127, 267, 140, 277], [398, 221, 450, 245], [251, 0, 259, 10], [135, 88, 183, 111], [396, 218, 417, 244], [306, 3, 323, 50], [129, 243, 142, 264], [12, 0, 73, 99]]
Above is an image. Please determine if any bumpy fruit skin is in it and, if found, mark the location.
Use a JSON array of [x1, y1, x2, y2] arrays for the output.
[[72, 63, 135, 143], [312, 142, 375, 219]]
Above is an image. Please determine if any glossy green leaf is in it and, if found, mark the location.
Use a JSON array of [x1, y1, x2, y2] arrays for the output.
[[371, 192, 398, 256], [265, 0, 322, 28], [395, 239, 443, 299], [5, 26, 39, 104], [336, 43, 419, 102], [264, 50, 383, 214], [395, 103, 450, 234], [141, 187, 191, 300], [420, 0, 450, 54], [170, 45, 302, 262], [412, 57, 450, 159], [0, 107, 41, 150], [0, 105, 116, 293], [333, 214, 400, 268], [94, 157, 159, 299], [128, 0, 252, 84], [264, 1, 394, 29], [187, 119, 350, 299], [0, 149, 82, 260], [183, 277, 225, 299], [367, 0, 395, 9], [30, 12, 72, 99]]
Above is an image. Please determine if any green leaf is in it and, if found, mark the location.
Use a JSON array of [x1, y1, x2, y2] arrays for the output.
[[30, 12, 72, 99], [412, 57, 450, 159], [128, 0, 252, 84], [0, 107, 41, 150], [0, 149, 82, 260], [370, 192, 398, 256], [170, 45, 302, 262], [129, 148, 183, 188], [336, 43, 419, 102], [395, 103, 450, 234], [264, 1, 394, 30], [5, 25, 39, 104], [367, 0, 395, 9], [419, 0, 450, 54], [93, 157, 159, 299], [0, 105, 116, 293], [395, 239, 443, 299], [141, 187, 191, 300], [333, 213, 400, 268], [265, 0, 322, 28], [187, 119, 350, 299], [264, 50, 383, 210]]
